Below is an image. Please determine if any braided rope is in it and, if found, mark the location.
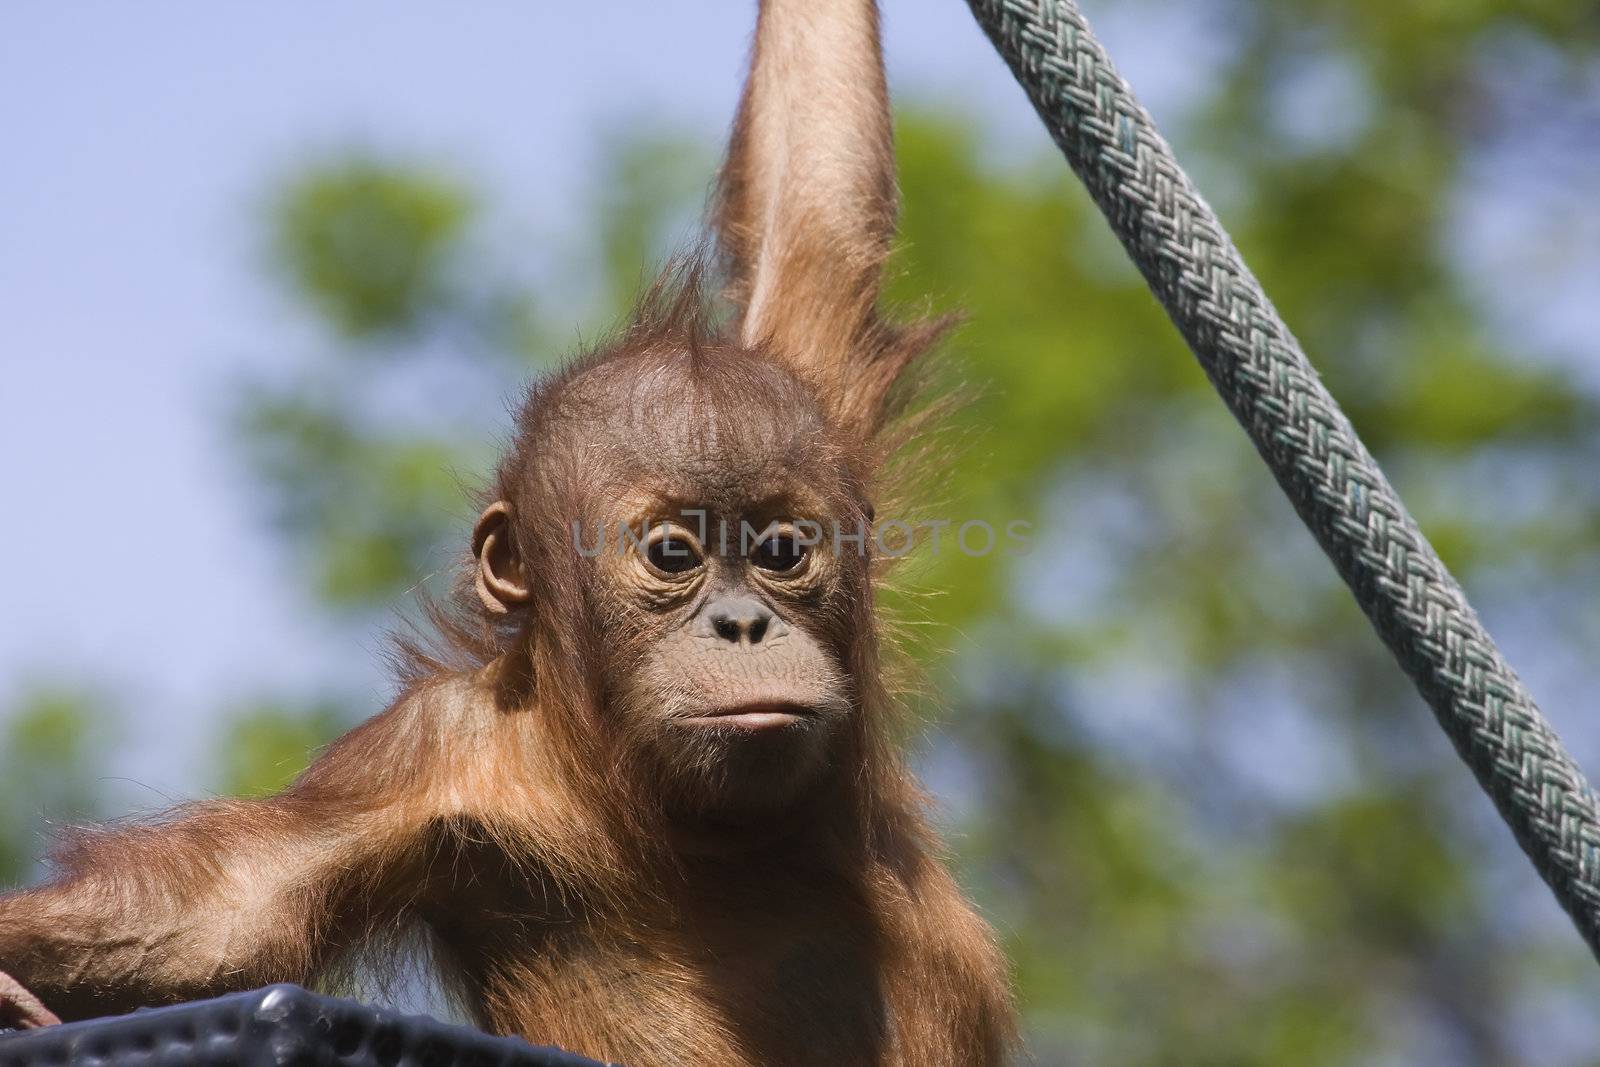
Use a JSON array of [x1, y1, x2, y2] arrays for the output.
[[964, 0, 1600, 956]]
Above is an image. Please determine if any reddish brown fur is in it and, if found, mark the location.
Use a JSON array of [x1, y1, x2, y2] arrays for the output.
[[0, 2, 1016, 1062]]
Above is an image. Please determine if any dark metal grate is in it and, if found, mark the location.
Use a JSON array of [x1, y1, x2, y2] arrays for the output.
[[0, 986, 610, 1067]]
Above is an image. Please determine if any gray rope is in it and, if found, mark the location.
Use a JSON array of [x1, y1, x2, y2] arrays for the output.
[[964, 0, 1600, 957]]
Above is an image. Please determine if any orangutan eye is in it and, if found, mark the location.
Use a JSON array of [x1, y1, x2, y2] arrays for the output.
[[645, 533, 703, 576], [752, 533, 808, 574]]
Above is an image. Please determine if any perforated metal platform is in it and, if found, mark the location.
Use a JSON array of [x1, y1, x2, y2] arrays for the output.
[[0, 986, 609, 1067]]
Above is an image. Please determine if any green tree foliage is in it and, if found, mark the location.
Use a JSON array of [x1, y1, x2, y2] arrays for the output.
[[273, 162, 473, 339], [214, 701, 348, 798], [4, 1, 1599, 1061], [0, 689, 112, 888]]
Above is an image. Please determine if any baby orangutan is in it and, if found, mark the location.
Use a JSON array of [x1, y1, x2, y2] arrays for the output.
[[0, 1, 1016, 1063]]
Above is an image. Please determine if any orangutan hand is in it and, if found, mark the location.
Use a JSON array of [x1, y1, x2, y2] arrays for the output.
[[0, 971, 59, 1030]]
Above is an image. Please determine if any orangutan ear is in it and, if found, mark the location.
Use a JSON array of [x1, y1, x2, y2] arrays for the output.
[[471, 502, 531, 614]]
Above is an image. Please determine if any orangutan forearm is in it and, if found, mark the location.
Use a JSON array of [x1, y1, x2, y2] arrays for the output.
[[0, 803, 339, 1020]]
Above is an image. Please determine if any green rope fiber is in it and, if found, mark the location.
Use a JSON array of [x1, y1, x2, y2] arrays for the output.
[[964, 0, 1600, 958]]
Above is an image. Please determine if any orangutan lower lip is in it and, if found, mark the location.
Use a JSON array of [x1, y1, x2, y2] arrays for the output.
[[679, 703, 811, 730]]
